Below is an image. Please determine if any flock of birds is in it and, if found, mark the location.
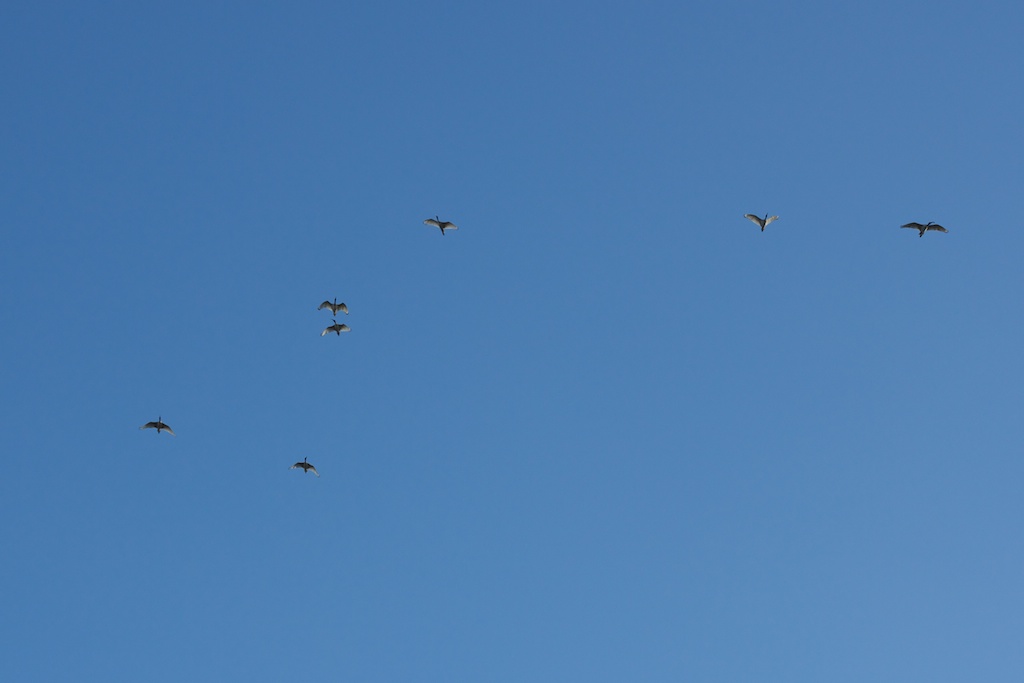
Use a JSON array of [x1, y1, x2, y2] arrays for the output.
[[742, 213, 949, 238], [137, 216, 462, 478], [138, 212, 943, 477], [319, 297, 351, 337]]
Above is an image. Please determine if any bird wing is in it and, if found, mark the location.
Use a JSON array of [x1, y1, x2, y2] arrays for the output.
[[318, 301, 332, 310], [927, 224, 948, 233], [763, 216, 779, 225], [309, 465, 320, 477], [901, 222, 925, 229], [338, 324, 351, 332], [140, 422, 157, 430], [290, 462, 305, 470], [441, 223, 458, 231], [161, 424, 176, 436], [743, 214, 764, 227], [337, 303, 349, 314], [321, 327, 334, 336], [424, 219, 441, 228]]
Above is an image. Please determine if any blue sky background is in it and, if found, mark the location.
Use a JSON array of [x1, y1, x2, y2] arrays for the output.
[[3, 1, 1024, 680]]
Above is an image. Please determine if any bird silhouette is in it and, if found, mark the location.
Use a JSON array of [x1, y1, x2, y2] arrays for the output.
[[424, 216, 458, 236], [744, 213, 779, 231], [901, 221, 948, 237], [321, 319, 351, 336], [140, 416, 175, 436], [318, 298, 349, 315], [290, 457, 320, 477]]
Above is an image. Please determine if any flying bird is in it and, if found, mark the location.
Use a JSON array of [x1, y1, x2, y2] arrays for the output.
[[140, 416, 175, 436], [321, 319, 351, 336], [424, 216, 458, 236], [290, 457, 320, 477], [318, 298, 349, 315], [901, 221, 948, 237], [744, 213, 779, 231]]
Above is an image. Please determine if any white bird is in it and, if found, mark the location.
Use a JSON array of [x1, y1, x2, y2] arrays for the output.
[[140, 416, 175, 436], [901, 221, 948, 237], [424, 216, 458, 236], [321, 319, 351, 336], [744, 213, 779, 231], [318, 298, 349, 315], [290, 457, 320, 477]]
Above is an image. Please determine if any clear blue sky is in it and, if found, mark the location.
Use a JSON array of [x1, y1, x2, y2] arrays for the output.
[[3, 1, 1024, 680]]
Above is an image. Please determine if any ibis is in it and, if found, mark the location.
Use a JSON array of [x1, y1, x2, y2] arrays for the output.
[[901, 221, 948, 237], [321, 319, 351, 336], [140, 417, 175, 436], [290, 457, 320, 477], [424, 216, 458, 236], [744, 213, 779, 231], [318, 298, 349, 315]]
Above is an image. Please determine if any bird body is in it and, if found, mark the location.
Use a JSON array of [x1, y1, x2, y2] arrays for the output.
[[318, 298, 349, 315], [290, 457, 320, 477], [901, 221, 948, 237], [140, 416, 175, 436], [321, 319, 351, 336], [744, 213, 779, 231], [424, 216, 458, 235]]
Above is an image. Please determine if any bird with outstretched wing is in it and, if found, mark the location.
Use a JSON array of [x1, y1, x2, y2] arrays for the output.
[[290, 458, 320, 477], [901, 221, 948, 237], [140, 417, 175, 436], [318, 298, 349, 315], [744, 213, 779, 231], [424, 216, 458, 236], [321, 319, 351, 336]]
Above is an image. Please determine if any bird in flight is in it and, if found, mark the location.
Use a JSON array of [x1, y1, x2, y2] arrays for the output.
[[901, 221, 948, 237], [140, 416, 175, 436], [321, 319, 351, 336], [318, 297, 349, 315], [744, 213, 779, 231], [424, 216, 458, 236], [290, 457, 320, 477]]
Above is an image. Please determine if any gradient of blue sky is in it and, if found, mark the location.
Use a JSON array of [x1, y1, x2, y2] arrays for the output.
[[3, 1, 1024, 680]]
